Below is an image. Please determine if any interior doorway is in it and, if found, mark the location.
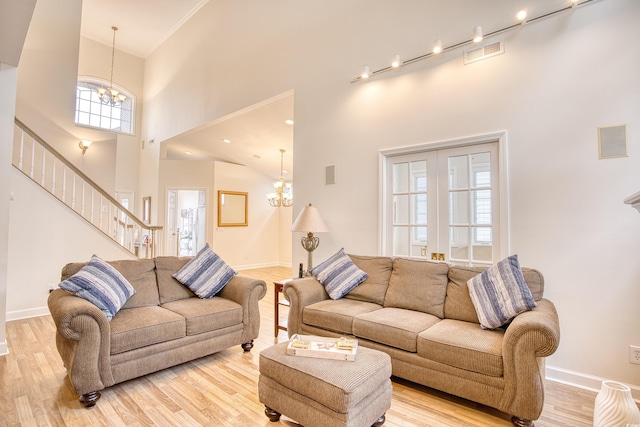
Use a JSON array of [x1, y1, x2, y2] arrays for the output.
[[167, 189, 206, 257]]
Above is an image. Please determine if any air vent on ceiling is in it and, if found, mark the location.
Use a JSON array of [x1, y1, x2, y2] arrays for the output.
[[463, 40, 504, 65]]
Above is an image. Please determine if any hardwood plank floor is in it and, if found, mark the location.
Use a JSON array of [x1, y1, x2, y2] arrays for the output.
[[0, 266, 597, 426]]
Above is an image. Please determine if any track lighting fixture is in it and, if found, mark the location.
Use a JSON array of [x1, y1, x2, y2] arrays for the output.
[[351, 0, 598, 83], [432, 39, 442, 54], [473, 26, 483, 43], [517, 10, 528, 22]]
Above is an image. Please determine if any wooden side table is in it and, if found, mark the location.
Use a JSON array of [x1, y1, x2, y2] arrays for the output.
[[274, 279, 292, 337]]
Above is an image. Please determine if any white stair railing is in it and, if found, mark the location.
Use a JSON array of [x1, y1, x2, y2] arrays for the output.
[[12, 118, 163, 258]]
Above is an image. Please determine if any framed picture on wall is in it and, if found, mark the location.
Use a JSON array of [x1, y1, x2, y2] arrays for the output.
[[218, 191, 248, 227]]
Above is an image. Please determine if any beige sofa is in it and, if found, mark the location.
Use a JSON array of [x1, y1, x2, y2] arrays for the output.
[[48, 256, 267, 407], [284, 255, 560, 427]]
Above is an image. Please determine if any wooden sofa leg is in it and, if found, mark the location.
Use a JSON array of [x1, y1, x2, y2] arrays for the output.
[[79, 391, 101, 408], [511, 416, 534, 427], [372, 413, 386, 426], [241, 340, 254, 352], [264, 406, 281, 422]]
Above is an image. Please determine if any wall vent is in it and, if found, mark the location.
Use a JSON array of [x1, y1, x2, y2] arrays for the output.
[[464, 40, 504, 64], [325, 164, 336, 185]]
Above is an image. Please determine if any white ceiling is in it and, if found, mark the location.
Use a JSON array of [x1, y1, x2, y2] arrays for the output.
[[162, 92, 295, 181], [80, 0, 293, 181], [80, 0, 208, 59]]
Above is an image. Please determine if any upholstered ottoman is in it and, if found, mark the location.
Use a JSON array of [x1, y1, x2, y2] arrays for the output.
[[258, 341, 392, 427]]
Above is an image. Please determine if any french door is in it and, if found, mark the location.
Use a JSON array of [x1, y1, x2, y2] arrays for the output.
[[384, 142, 501, 266]]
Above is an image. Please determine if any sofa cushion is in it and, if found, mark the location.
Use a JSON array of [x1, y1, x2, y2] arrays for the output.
[[110, 306, 186, 354], [162, 297, 243, 335], [59, 255, 136, 321], [353, 308, 440, 352], [383, 258, 449, 318], [173, 243, 237, 298], [155, 256, 194, 304], [303, 299, 382, 335], [61, 258, 159, 309], [344, 255, 392, 305], [310, 248, 368, 300], [417, 319, 504, 377], [467, 255, 537, 329], [445, 265, 545, 323]]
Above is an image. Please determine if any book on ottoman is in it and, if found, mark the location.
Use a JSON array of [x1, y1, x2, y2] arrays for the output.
[[286, 334, 358, 361]]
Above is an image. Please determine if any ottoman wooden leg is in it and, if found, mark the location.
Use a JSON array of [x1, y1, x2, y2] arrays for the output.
[[372, 413, 386, 426], [264, 406, 281, 422]]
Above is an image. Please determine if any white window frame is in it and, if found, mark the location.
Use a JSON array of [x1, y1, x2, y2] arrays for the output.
[[75, 76, 135, 135], [378, 131, 511, 261]]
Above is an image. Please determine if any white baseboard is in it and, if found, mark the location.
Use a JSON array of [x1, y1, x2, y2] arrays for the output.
[[546, 365, 640, 403], [234, 261, 291, 271], [6, 306, 50, 321], [0, 340, 7, 356]]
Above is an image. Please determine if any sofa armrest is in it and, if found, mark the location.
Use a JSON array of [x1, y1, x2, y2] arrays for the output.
[[47, 289, 114, 396], [500, 298, 560, 420], [283, 277, 329, 335], [218, 275, 267, 342]]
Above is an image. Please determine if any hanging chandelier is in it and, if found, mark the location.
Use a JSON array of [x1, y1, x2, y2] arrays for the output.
[[267, 149, 293, 207], [96, 26, 126, 106]]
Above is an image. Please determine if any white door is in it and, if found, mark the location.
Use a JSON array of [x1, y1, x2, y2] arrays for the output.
[[438, 143, 500, 265], [167, 190, 178, 256], [385, 151, 438, 259], [385, 142, 500, 266]]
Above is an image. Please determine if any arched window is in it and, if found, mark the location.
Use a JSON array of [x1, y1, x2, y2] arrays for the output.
[[75, 77, 135, 135]]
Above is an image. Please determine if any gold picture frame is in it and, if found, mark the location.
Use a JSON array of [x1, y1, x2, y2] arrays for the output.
[[218, 191, 248, 227]]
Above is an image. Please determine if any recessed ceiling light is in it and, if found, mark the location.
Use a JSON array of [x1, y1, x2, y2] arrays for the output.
[[282, 169, 289, 174], [285, 119, 294, 126], [185, 151, 192, 155], [223, 139, 231, 143]]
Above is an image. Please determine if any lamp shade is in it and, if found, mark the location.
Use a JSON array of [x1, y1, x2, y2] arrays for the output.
[[291, 204, 329, 233]]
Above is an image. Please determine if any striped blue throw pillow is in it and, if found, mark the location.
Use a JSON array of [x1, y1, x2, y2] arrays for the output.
[[173, 243, 236, 298], [467, 254, 537, 330], [59, 255, 136, 321], [310, 248, 368, 300]]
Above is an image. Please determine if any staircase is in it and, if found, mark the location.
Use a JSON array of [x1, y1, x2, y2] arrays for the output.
[[12, 118, 163, 258]]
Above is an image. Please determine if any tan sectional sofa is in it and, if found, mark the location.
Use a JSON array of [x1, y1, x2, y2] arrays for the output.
[[284, 255, 560, 427], [48, 256, 267, 407]]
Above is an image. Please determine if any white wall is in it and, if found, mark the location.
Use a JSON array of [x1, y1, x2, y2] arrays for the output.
[[77, 36, 145, 211], [7, 170, 134, 320], [212, 161, 286, 269], [141, 0, 640, 392], [14, 0, 82, 162], [0, 63, 19, 355], [157, 159, 287, 268]]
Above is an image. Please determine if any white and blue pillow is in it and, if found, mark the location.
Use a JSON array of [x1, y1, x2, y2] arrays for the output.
[[310, 248, 368, 300], [467, 254, 537, 330], [59, 255, 136, 321], [173, 243, 236, 298]]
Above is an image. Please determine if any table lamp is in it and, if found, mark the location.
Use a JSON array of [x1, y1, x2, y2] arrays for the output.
[[290, 203, 329, 275]]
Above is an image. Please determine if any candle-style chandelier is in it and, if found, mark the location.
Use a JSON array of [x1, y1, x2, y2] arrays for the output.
[[267, 149, 293, 208], [96, 26, 126, 106]]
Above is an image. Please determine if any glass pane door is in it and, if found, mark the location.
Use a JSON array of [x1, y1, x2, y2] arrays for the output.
[[384, 141, 500, 266], [438, 143, 499, 265], [387, 152, 437, 258]]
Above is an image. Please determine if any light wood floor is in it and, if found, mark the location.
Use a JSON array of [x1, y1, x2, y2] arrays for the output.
[[0, 266, 597, 427]]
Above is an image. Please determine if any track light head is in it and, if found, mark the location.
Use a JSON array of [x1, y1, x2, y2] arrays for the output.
[[433, 39, 443, 54], [473, 26, 483, 43]]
